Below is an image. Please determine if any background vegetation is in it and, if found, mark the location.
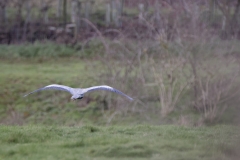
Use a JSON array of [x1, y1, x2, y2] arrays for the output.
[[0, 0, 240, 159]]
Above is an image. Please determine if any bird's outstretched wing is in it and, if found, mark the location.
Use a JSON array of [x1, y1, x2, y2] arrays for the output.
[[82, 85, 133, 101], [24, 84, 74, 97]]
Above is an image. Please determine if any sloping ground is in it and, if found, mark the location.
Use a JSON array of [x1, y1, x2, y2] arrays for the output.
[[1, 49, 240, 126], [0, 125, 239, 160], [0, 59, 105, 125]]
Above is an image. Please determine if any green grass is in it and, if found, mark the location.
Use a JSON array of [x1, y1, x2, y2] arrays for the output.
[[0, 125, 239, 160], [1, 40, 240, 126], [0, 41, 105, 60], [0, 59, 107, 125]]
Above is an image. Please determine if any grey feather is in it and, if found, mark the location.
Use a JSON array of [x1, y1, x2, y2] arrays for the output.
[[24, 84, 133, 101], [82, 85, 133, 101], [24, 84, 74, 97]]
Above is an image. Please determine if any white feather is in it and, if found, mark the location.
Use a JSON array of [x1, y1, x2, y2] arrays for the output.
[[24, 84, 133, 101]]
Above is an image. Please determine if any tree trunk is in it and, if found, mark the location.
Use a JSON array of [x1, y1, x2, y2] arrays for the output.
[[71, 0, 81, 38], [0, 3, 6, 24], [189, 55, 199, 111], [84, 1, 91, 28], [42, 1, 49, 24], [16, 0, 23, 40], [155, 0, 161, 28], [110, 0, 122, 27], [138, 3, 144, 23], [231, 0, 240, 36], [216, 0, 240, 38], [105, 1, 111, 26], [57, 0, 63, 18], [117, 0, 124, 27], [209, 0, 216, 22], [63, 0, 67, 26], [23, 0, 32, 40]]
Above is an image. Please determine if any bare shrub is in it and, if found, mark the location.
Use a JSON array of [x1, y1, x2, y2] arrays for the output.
[[151, 56, 192, 116], [193, 56, 240, 123], [85, 8, 240, 124], [177, 115, 193, 127], [0, 106, 24, 125]]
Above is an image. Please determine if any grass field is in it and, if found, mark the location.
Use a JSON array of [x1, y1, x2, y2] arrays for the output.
[[0, 125, 239, 160], [1, 41, 240, 126], [0, 41, 240, 159], [1, 0, 240, 159], [0, 58, 107, 125]]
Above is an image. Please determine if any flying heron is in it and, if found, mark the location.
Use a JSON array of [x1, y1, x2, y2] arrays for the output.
[[24, 84, 133, 101]]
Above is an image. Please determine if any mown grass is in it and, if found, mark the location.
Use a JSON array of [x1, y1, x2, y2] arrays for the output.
[[0, 125, 239, 160]]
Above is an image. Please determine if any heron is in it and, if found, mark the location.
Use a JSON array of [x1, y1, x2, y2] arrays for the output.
[[24, 84, 133, 101]]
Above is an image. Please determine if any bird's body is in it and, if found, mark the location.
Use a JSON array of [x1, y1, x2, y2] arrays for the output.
[[24, 84, 133, 101]]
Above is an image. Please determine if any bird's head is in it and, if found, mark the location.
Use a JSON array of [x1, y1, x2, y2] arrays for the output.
[[71, 95, 83, 100]]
